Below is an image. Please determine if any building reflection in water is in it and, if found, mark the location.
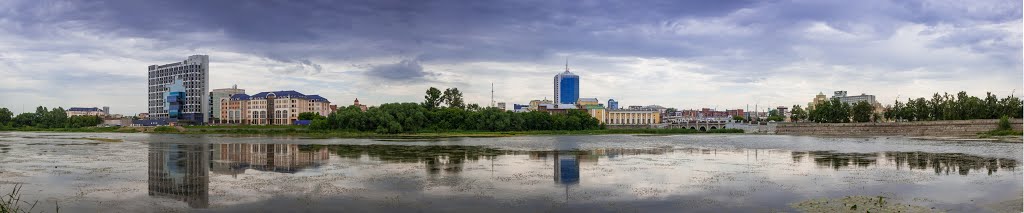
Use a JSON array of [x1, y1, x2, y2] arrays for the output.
[[149, 143, 330, 208], [554, 152, 580, 185], [211, 144, 330, 176], [528, 148, 673, 186], [148, 143, 210, 208]]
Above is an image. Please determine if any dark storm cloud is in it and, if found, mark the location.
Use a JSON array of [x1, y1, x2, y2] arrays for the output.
[[2, 0, 765, 63], [366, 60, 434, 81], [6, 0, 1019, 73]]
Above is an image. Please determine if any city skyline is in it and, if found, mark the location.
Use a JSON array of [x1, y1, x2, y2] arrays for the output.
[[1, 0, 1021, 114]]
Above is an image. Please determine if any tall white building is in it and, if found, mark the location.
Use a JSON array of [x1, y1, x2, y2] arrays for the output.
[[148, 55, 210, 124]]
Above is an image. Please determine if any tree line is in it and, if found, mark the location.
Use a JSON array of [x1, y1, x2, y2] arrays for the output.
[[0, 107, 104, 129], [799, 99, 877, 123], [307, 87, 603, 133], [787, 91, 1022, 123], [883, 91, 1022, 121]]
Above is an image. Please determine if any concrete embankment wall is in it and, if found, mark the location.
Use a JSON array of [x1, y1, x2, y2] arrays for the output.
[[775, 119, 1023, 137], [726, 123, 776, 134]]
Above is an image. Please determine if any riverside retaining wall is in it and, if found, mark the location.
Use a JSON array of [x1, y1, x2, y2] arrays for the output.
[[775, 119, 1023, 137]]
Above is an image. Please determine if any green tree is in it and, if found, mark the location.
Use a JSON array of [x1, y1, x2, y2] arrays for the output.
[[0, 108, 12, 126], [997, 115, 1012, 131], [466, 103, 481, 111], [790, 105, 807, 122], [442, 88, 465, 109], [767, 109, 784, 122], [732, 115, 744, 121], [297, 112, 325, 120], [851, 101, 874, 122], [13, 113, 35, 127], [422, 87, 443, 110]]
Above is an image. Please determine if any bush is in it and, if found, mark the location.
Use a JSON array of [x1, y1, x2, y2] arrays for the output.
[[998, 115, 1012, 131]]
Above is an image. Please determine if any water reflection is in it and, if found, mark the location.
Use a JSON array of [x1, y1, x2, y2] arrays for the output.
[[147, 143, 209, 208], [793, 151, 1018, 175], [145, 142, 1020, 208], [211, 144, 329, 176]]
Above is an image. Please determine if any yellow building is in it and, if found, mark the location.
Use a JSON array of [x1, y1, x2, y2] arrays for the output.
[[807, 92, 827, 110], [604, 109, 661, 125], [584, 105, 606, 123]]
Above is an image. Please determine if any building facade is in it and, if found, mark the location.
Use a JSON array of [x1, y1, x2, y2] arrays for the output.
[[835, 92, 879, 106], [604, 109, 661, 125], [553, 63, 579, 105], [66, 107, 108, 117], [148, 55, 210, 124], [210, 85, 245, 124], [219, 90, 332, 125]]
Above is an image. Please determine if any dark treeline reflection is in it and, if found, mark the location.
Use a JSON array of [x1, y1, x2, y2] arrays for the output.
[[794, 151, 1018, 175], [324, 144, 674, 175]]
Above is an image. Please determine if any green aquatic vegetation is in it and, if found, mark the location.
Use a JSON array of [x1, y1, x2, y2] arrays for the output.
[[152, 126, 178, 133], [790, 196, 933, 213]]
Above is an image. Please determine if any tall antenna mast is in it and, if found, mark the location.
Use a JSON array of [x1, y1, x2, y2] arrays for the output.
[[490, 82, 495, 107], [565, 57, 569, 71]]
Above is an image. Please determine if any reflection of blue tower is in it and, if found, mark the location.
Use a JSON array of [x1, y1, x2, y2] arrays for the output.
[[553, 152, 579, 185]]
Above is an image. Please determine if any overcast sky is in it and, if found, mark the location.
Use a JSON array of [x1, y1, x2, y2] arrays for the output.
[[0, 0, 1021, 114]]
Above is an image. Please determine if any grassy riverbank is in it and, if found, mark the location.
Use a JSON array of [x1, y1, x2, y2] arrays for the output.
[[0, 126, 744, 138]]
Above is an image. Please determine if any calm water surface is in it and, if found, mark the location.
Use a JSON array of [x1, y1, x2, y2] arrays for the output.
[[0, 132, 1020, 212]]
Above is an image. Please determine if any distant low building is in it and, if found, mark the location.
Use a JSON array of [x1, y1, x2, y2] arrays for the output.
[[102, 118, 132, 127], [830, 91, 884, 114], [353, 98, 367, 112], [576, 98, 599, 108], [132, 118, 178, 127], [513, 104, 530, 112], [496, 102, 506, 111], [67, 107, 108, 117], [529, 99, 554, 111], [536, 103, 576, 114]]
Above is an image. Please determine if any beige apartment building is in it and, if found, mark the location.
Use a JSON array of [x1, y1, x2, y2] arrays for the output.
[[219, 90, 331, 125]]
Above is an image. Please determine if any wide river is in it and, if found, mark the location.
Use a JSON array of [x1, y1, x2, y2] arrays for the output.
[[0, 132, 1021, 212]]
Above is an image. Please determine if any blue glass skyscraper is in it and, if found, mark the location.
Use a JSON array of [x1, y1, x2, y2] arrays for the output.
[[553, 61, 579, 105]]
